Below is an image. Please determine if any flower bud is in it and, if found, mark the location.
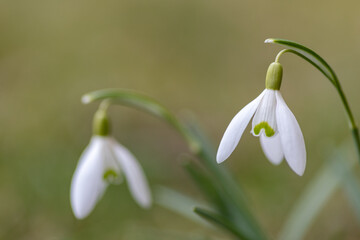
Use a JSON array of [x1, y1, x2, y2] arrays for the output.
[[265, 62, 283, 90], [93, 109, 110, 136]]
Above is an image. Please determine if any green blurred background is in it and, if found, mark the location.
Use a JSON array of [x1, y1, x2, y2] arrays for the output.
[[1, 0, 360, 239]]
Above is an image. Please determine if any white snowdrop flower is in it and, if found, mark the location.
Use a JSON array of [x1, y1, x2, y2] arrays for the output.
[[217, 62, 306, 176], [70, 109, 152, 219]]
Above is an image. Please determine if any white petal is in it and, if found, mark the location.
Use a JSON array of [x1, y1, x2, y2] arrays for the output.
[[276, 91, 306, 176], [111, 139, 152, 208], [216, 90, 266, 163], [251, 89, 278, 137], [102, 138, 122, 175], [260, 134, 283, 165], [70, 136, 108, 219]]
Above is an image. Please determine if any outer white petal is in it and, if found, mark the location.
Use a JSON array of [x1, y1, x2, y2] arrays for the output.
[[70, 136, 108, 219], [216, 90, 266, 163], [275, 91, 306, 176], [111, 139, 152, 208], [260, 134, 283, 165]]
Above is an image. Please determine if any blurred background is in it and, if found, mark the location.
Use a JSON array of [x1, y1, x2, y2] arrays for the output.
[[1, 0, 360, 239]]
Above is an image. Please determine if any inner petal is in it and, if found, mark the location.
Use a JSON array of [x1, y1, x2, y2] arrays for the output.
[[103, 169, 123, 184], [251, 90, 277, 137], [101, 139, 123, 184]]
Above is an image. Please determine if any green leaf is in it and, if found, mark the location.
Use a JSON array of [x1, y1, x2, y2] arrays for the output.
[[194, 207, 249, 240], [278, 144, 356, 240], [265, 38, 338, 86], [154, 186, 210, 227], [183, 117, 267, 240], [183, 159, 229, 214], [82, 89, 200, 152], [341, 162, 360, 222], [183, 115, 250, 210], [183, 158, 266, 240]]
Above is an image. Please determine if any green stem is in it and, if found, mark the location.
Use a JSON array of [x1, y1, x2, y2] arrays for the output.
[[320, 72, 360, 161], [333, 76, 357, 128], [275, 49, 295, 63], [352, 129, 360, 157]]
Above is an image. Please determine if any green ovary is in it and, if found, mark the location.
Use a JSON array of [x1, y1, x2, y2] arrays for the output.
[[253, 122, 275, 137]]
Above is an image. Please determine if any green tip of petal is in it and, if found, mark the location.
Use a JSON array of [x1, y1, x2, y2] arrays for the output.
[[254, 122, 275, 137]]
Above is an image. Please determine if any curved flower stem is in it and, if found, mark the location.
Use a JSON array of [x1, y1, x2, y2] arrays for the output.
[[334, 78, 360, 158], [99, 99, 112, 111], [274, 48, 360, 162], [275, 49, 296, 63]]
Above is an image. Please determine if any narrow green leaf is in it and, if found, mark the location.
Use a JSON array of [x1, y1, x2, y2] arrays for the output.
[[154, 186, 210, 227], [82, 89, 200, 152], [182, 117, 266, 240], [194, 207, 248, 240], [185, 116, 245, 201], [184, 117, 266, 239], [265, 38, 338, 86], [351, 129, 360, 159], [183, 158, 266, 240], [341, 163, 360, 222], [183, 159, 229, 214], [278, 144, 356, 240]]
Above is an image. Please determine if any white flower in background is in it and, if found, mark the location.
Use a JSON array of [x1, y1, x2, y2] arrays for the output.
[[217, 62, 306, 176], [70, 109, 151, 219]]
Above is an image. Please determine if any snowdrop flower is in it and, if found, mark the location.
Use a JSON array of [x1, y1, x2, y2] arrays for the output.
[[217, 62, 306, 176], [70, 109, 152, 219]]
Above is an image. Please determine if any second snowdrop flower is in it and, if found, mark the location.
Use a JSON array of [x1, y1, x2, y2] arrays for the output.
[[70, 106, 152, 219], [217, 62, 306, 176]]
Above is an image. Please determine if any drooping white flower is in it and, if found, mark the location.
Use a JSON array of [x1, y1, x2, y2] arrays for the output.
[[70, 109, 151, 219], [217, 62, 306, 176]]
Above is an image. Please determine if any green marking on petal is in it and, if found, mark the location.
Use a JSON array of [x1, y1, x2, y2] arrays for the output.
[[253, 122, 275, 137], [103, 169, 118, 182]]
